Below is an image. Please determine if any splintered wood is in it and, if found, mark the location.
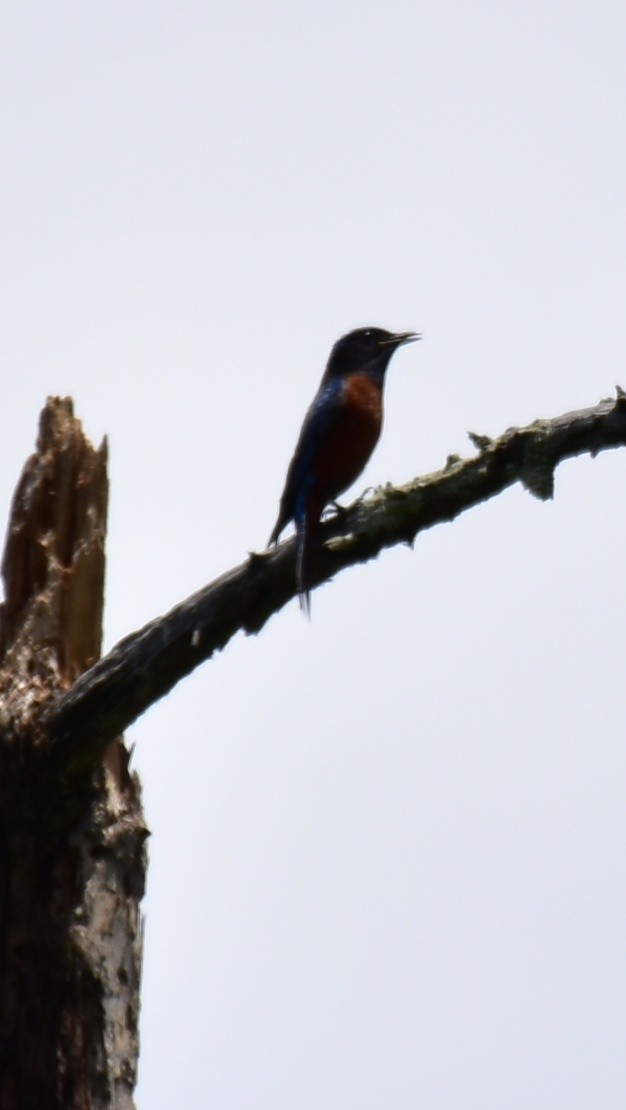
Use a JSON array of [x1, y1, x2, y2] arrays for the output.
[[0, 397, 108, 725]]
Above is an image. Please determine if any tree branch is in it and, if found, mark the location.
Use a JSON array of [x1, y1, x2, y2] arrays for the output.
[[41, 392, 626, 766]]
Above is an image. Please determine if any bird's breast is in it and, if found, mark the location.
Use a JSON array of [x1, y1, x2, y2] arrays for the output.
[[343, 372, 383, 423], [313, 373, 383, 500]]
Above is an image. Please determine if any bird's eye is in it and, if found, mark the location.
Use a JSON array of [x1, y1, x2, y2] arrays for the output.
[[362, 329, 373, 340]]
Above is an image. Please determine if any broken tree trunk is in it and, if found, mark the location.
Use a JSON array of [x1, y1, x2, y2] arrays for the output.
[[0, 398, 147, 1109]]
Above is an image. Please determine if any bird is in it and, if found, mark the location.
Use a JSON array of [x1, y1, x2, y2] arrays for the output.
[[268, 326, 420, 613]]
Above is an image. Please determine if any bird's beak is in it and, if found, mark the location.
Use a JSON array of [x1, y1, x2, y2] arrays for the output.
[[381, 331, 421, 348]]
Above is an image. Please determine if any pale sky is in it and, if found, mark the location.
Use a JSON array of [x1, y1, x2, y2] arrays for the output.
[[2, 2, 626, 1106]]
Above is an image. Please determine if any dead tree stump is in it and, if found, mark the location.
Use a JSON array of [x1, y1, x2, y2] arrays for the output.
[[0, 398, 147, 1109]]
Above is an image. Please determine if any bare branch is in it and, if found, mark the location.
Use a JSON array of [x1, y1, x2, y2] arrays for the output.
[[42, 392, 626, 766]]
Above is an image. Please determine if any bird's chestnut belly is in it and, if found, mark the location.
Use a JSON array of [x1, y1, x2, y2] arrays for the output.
[[313, 373, 383, 500]]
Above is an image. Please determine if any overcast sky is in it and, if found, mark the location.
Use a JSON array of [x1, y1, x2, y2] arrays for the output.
[[2, 2, 626, 1106]]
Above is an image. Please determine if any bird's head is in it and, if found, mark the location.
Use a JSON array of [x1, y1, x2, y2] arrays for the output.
[[325, 327, 420, 382]]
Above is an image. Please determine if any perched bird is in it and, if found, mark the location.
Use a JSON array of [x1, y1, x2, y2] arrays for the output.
[[268, 326, 420, 612]]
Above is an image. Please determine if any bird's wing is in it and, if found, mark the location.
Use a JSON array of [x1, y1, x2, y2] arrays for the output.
[[269, 378, 345, 542], [287, 379, 345, 492]]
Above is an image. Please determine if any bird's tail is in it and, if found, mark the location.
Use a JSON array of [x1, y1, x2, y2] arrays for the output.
[[296, 533, 311, 617], [295, 496, 323, 617]]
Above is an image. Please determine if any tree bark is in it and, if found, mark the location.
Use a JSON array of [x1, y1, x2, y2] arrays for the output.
[[0, 398, 146, 1109]]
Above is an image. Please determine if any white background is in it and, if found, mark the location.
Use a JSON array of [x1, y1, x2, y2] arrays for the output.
[[2, 2, 626, 1106]]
